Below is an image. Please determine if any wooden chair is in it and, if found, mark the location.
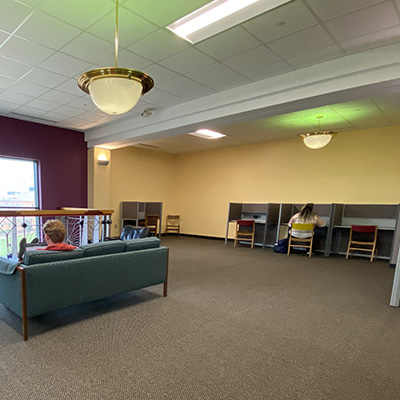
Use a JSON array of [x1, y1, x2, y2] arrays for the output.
[[166, 215, 180, 235], [287, 223, 315, 257], [234, 220, 255, 248], [346, 225, 378, 262], [145, 214, 159, 237]]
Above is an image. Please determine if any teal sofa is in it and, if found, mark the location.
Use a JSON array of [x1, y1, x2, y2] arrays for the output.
[[0, 237, 169, 340]]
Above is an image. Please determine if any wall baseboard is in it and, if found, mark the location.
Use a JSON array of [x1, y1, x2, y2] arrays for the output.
[[161, 233, 226, 241]]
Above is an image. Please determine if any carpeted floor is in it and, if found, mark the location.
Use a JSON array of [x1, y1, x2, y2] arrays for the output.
[[0, 236, 399, 399]]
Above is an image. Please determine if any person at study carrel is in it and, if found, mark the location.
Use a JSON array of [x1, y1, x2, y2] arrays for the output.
[[288, 203, 326, 238]]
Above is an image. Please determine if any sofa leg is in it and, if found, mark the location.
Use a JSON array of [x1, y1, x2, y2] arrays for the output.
[[18, 266, 29, 341], [163, 248, 169, 297]]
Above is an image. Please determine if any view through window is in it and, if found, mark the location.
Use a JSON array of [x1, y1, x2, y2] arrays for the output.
[[0, 156, 40, 258], [0, 156, 39, 208]]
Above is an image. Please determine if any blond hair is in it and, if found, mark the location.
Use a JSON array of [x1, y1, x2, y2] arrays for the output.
[[299, 203, 316, 223], [43, 219, 66, 243]]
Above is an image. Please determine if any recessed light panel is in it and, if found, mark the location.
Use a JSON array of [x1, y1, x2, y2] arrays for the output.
[[167, 0, 293, 44], [189, 129, 226, 139]]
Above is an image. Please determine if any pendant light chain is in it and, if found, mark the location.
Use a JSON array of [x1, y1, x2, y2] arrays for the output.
[[115, 0, 119, 68]]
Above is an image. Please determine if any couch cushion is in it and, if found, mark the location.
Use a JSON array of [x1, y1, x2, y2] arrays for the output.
[[0, 257, 20, 274], [23, 248, 84, 266], [124, 237, 160, 252], [81, 240, 126, 257]]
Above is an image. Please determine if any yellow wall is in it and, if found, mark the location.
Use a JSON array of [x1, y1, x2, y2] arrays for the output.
[[88, 147, 111, 209], [108, 147, 176, 235], [91, 125, 400, 238]]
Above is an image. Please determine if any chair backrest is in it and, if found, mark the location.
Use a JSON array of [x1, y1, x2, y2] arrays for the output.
[[291, 223, 314, 231], [145, 214, 159, 226], [351, 225, 377, 233], [290, 223, 314, 239], [237, 219, 255, 227], [167, 215, 180, 225]]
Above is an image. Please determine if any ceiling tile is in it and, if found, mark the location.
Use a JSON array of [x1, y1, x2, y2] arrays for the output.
[[159, 48, 215, 74], [58, 116, 93, 129], [243, 0, 319, 43], [374, 93, 400, 112], [157, 76, 215, 100], [17, 0, 43, 6], [0, 56, 32, 79], [60, 32, 115, 64], [340, 26, 400, 53], [306, 0, 387, 21], [346, 116, 392, 128], [39, 111, 69, 122], [268, 26, 335, 58], [11, 80, 49, 97], [0, 89, 33, 105], [24, 98, 61, 112], [75, 111, 107, 122], [15, 10, 81, 50], [23, 68, 69, 88], [40, 52, 92, 77], [66, 97, 100, 112], [88, 6, 158, 48], [38, 0, 114, 30], [0, 30, 10, 44], [13, 104, 47, 117], [186, 63, 251, 91], [123, 0, 211, 27], [195, 26, 261, 60], [51, 104, 85, 117], [325, 2, 400, 42], [330, 99, 377, 110], [286, 44, 344, 69], [146, 94, 186, 108], [127, 29, 190, 62], [0, 0, 32, 34], [222, 46, 289, 80], [39, 90, 79, 105], [0, 35, 55, 65], [97, 49, 152, 70], [141, 64, 178, 85], [0, 99, 19, 113], [386, 114, 400, 124], [141, 87, 180, 103], [55, 79, 83, 96]]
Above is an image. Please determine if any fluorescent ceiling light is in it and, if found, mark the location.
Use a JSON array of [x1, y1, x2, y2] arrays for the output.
[[167, 0, 293, 43], [189, 129, 226, 139]]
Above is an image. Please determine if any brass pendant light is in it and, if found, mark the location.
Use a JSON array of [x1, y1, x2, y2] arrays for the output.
[[78, 0, 154, 115]]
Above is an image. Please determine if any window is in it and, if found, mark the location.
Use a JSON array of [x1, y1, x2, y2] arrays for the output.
[[0, 156, 40, 258], [0, 156, 39, 209]]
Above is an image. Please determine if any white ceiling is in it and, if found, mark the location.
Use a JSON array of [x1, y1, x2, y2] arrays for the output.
[[1, 0, 400, 154]]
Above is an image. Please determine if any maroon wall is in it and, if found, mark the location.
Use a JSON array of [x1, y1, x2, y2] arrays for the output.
[[0, 116, 87, 209]]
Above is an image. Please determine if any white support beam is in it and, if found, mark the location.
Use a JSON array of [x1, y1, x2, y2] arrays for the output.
[[85, 42, 400, 149]]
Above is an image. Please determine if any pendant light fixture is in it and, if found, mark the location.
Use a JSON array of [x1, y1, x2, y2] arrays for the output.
[[78, 0, 154, 115], [300, 116, 336, 149]]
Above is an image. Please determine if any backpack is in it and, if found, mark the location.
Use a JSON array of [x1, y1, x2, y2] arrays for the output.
[[273, 237, 288, 254]]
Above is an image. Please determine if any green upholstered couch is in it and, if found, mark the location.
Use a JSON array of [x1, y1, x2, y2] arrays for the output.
[[0, 237, 169, 340]]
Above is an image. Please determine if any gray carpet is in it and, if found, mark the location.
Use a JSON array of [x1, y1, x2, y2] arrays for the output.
[[1, 236, 399, 400]]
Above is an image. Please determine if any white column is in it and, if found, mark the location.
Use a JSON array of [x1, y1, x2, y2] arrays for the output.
[[390, 248, 400, 306]]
